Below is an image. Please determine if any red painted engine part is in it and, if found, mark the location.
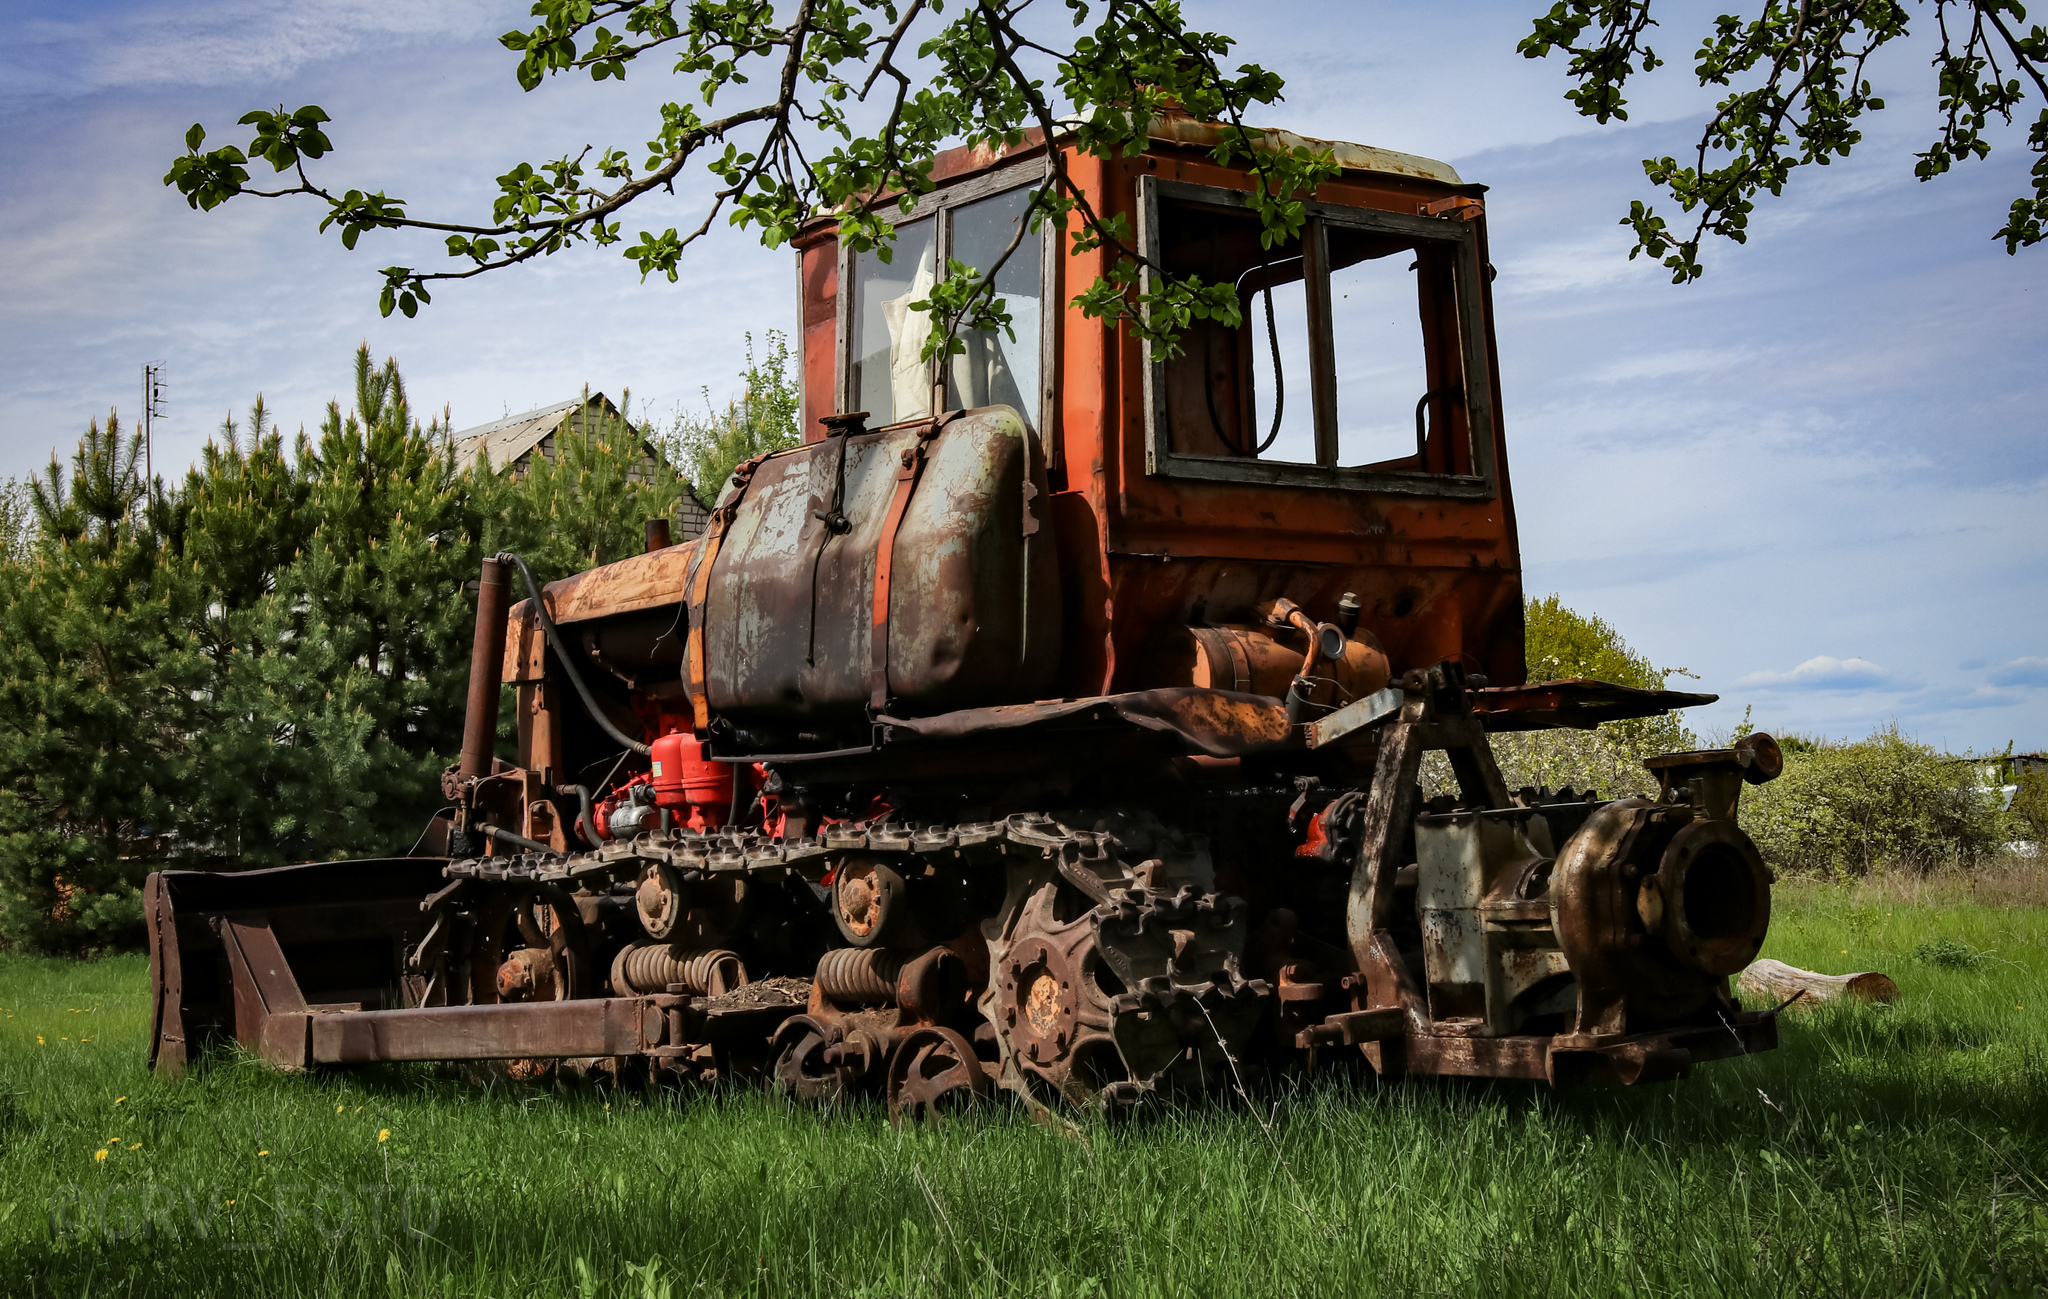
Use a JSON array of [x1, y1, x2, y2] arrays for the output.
[[593, 773, 658, 840], [651, 730, 735, 830]]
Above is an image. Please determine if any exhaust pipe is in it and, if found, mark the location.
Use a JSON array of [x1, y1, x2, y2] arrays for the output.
[[458, 556, 511, 781]]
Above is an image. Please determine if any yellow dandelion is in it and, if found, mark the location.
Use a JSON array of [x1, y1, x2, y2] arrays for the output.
[[1839, 949, 1848, 955], [36, 1036, 44, 1045], [224, 1200, 234, 1208], [336, 1104, 344, 1113], [354, 1106, 363, 1113], [107, 1137, 118, 1144], [257, 1150, 269, 1157], [60, 1036, 69, 1041], [114, 1097, 126, 1104], [377, 1129, 390, 1143], [127, 1143, 141, 1151], [94, 1149, 107, 1163]]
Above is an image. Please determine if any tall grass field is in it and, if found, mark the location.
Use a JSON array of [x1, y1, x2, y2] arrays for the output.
[[2, 869, 2044, 1298]]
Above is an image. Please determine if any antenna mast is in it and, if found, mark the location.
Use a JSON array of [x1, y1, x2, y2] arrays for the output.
[[142, 362, 166, 501]]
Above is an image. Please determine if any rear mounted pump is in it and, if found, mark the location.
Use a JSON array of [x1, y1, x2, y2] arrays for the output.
[[1550, 734, 1783, 1038]]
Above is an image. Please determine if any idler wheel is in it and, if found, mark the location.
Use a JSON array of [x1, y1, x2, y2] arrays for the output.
[[832, 857, 907, 948], [885, 1026, 989, 1124], [635, 863, 684, 941], [769, 1014, 858, 1103]]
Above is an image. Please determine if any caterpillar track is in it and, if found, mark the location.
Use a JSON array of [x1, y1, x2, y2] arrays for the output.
[[419, 811, 1267, 1113]]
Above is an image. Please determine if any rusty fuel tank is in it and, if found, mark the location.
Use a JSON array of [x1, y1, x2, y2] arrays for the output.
[[701, 406, 1060, 726]]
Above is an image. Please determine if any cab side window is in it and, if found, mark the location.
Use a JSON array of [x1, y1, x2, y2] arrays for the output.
[[1142, 177, 1492, 490]]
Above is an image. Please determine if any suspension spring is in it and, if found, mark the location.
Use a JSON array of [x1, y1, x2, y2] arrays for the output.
[[815, 947, 904, 1004], [612, 943, 747, 996]]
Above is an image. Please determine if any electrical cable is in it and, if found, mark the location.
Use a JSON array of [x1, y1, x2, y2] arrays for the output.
[[1202, 266, 1289, 457]]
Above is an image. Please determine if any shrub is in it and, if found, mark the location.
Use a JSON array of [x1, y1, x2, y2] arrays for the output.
[[657, 331, 800, 498], [1738, 723, 2004, 876], [1476, 595, 1696, 801], [1912, 938, 1987, 970], [2010, 766, 2048, 844]]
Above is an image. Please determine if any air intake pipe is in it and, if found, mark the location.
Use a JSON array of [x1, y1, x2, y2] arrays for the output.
[[457, 556, 511, 781]]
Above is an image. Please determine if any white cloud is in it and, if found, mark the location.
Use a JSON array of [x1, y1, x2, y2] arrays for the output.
[[1989, 658, 2048, 689], [1, 2, 500, 101], [1736, 657, 1894, 690], [1584, 346, 1756, 385]]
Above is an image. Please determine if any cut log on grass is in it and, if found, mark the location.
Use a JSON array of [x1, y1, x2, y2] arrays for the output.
[[1738, 958, 1899, 1010]]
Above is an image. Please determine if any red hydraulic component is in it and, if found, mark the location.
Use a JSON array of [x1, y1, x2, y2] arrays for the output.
[[652, 729, 735, 829]]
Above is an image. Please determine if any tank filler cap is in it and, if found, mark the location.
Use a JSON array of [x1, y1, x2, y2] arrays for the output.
[[1335, 592, 1361, 636]]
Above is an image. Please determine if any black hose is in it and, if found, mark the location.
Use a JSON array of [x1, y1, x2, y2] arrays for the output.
[[556, 783, 601, 848], [727, 760, 747, 830], [1204, 272, 1287, 458], [497, 551, 652, 756], [1254, 285, 1285, 455]]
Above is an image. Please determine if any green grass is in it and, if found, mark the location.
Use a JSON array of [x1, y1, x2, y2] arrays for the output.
[[2, 883, 2045, 1298]]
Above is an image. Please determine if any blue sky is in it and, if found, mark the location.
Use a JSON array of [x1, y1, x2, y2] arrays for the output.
[[1, 1, 2042, 751]]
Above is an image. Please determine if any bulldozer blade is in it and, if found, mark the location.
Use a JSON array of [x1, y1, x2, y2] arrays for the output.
[[145, 859, 447, 1075]]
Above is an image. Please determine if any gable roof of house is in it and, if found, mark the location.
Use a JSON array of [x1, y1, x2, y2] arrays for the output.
[[450, 396, 607, 475]]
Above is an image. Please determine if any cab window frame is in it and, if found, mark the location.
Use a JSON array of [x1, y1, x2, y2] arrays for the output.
[[1136, 174, 1498, 498], [831, 158, 1059, 446]]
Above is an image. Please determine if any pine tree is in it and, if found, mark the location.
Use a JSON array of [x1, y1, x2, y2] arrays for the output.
[[0, 412, 198, 950], [0, 341, 764, 949], [263, 345, 492, 857]]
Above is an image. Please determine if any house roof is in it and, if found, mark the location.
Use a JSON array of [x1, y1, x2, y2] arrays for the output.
[[450, 396, 604, 475]]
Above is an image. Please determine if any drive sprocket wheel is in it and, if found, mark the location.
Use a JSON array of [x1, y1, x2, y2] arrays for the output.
[[985, 879, 1270, 1107], [990, 884, 1130, 1104]]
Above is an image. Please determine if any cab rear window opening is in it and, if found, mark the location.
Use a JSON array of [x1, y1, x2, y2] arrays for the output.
[[1137, 174, 1495, 493]]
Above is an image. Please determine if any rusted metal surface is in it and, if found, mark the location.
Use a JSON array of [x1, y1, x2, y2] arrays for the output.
[[700, 406, 1058, 729], [608, 943, 745, 996], [146, 859, 447, 1074], [458, 557, 510, 782], [311, 999, 657, 1065], [145, 119, 1785, 1108], [877, 687, 1296, 758], [510, 541, 698, 637], [885, 1026, 988, 1122], [1471, 679, 1720, 732]]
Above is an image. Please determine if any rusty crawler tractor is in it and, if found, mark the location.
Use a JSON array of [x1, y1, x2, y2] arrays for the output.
[[145, 117, 1790, 1113]]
